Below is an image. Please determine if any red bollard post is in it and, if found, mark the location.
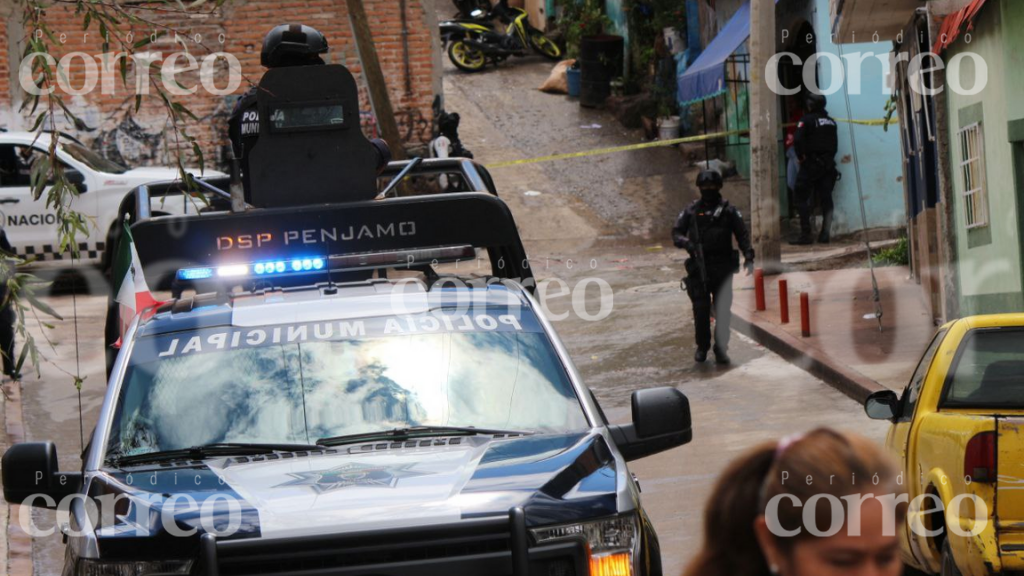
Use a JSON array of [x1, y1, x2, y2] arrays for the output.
[[754, 268, 766, 311], [779, 279, 789, 324], [800, 292, 811, 337]]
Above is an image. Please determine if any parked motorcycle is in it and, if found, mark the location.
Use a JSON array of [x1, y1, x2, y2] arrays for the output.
[[440, 0, 561, 72], [451, 0, 491, 19]]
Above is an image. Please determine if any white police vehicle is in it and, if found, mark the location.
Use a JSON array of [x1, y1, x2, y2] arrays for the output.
[[0, 130, 227, 266], [2, 189, 693, 576]]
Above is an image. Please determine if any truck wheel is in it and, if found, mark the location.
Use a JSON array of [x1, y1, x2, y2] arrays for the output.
[[940, 539, 964, 576]]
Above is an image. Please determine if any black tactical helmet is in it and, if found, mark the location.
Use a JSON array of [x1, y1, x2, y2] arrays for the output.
[[696, 169, 723, 190], [805, 93, 827, 113], [261, 24, 329, 68]]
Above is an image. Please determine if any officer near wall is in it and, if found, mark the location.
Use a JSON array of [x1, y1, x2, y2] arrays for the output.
[[791, 93, 840, 245], [228, 24, 390, 204], [673, 170, 755, 365]]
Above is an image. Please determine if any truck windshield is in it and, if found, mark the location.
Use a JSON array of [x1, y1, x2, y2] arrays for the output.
[[106, 309, 589, 460], [944, 328, 1024, 407]]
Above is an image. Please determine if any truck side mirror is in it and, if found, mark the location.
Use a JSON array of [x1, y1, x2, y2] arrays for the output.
[[65, 169, 87, 193], [864, 390, 899, 421], [2, 442, 81, 509], [609, 387, 692, 462]]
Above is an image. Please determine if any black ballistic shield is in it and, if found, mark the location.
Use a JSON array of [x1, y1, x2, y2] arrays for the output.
[[248, 65, 377, 207]]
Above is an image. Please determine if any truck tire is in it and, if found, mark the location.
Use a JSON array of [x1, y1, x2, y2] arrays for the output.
[[940, 539, 964, 576]]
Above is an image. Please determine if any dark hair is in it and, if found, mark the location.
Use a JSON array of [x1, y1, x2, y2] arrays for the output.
[[681, 428, 903, 576]]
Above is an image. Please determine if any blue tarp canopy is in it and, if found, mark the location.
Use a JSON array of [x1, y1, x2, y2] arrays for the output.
[[678, 0, 774, 105]]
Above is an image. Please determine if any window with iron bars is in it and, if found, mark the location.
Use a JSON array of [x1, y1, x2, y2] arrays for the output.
[[958, 123, 989, 229]]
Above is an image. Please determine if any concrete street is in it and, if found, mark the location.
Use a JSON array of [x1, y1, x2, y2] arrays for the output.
[[6, 57, 890, 575]]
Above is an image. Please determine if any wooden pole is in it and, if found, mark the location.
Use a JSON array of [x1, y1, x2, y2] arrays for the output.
[[346, 0, 407, 160], [749, 0, 780, 272]]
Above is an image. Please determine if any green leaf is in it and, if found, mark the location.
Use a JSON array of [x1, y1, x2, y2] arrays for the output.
[[83, 11, 91, 30], [13, 342, 29, 376], [172, 102, 199, 122], [29, 111, 47, 133], [24, 289, 62, 319], [192, 142, 204, 174]]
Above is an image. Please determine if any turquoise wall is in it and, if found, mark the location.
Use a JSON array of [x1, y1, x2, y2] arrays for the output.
[[605, 0, 629, 74], [810, 0, 906, 235]]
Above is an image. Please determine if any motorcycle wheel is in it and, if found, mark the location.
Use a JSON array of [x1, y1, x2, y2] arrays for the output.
[[448, 40, 487, 72], [528, 31, 561, 60]]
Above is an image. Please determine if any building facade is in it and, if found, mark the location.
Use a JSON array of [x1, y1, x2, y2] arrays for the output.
[[682, 0, 907, 236], [833, 0, 1024, 320], [940, 0, 1024, 314]]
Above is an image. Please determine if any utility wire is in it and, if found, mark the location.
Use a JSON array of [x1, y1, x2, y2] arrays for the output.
[[837, 44, 884, 332], [72, 256, 84, 451]]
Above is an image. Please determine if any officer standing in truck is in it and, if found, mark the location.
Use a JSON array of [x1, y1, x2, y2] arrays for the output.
[[673, 170, 755, 365], [791, 93, 839, 245], [229, 24, 391, 202]]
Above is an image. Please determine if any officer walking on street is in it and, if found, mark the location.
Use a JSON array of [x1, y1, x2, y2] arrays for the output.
[[673, 170, 755, 365], [791, 93, 839, 245]]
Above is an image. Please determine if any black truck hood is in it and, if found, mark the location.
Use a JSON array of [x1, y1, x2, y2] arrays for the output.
[[90, 432, 621, 544]]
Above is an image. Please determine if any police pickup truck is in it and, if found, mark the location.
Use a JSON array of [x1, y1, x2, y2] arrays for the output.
[[2, 190, 693, 576], [0, 130, 228, 266]]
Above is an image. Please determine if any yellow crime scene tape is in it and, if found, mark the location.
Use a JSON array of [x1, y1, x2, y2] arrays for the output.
[[485, 117, 898, 169]]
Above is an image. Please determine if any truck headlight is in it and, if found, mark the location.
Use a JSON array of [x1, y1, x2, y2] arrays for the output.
[[76, 559, 193, 576], [531, 514, 639, 576]]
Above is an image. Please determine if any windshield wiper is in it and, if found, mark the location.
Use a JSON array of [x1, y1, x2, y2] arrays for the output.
[[316, 426, 531, 447], [107, 442, 323, 468]]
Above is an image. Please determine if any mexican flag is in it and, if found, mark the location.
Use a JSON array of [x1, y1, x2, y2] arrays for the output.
[[112, 221, 162, 341]]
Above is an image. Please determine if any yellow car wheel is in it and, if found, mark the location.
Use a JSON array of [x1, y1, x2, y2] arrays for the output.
[[448, 41, 486, 72], [529, 32, 561, 60]]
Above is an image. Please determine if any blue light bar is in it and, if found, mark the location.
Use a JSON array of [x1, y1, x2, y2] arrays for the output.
[[174, 248, 467, 284], [177, 267, 214, 281], [252, 258, 322, 276]]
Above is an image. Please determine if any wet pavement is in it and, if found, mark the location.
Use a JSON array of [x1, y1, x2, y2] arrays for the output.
[[442, 56, 890, 573], [6, 57, 888, 575]]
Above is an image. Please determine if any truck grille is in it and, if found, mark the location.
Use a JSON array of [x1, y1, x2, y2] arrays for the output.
[[214, 517, 582, 576]]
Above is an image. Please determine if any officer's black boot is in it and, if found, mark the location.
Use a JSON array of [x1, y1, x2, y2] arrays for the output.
[[713, 346, 730, 365], [818, 211, 833, 244], [694, 348, 709, 363], [790, 208, 814, 245]]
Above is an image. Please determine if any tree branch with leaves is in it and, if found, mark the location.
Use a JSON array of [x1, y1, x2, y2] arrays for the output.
[[8, 0, 231, 382]]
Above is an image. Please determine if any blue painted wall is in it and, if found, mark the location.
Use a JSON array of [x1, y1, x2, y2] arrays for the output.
[[809, 0, 905, 234]]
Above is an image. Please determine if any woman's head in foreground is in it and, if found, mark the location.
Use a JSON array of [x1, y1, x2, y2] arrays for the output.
[[683, 428, 906, 576]]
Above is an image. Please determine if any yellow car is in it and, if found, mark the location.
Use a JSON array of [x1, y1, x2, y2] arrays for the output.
[[865, 315, 1024, 576]]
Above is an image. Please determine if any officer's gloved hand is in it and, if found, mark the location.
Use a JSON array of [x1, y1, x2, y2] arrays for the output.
[[674, 239, 694, 253], [744, 260, 755, 277]]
